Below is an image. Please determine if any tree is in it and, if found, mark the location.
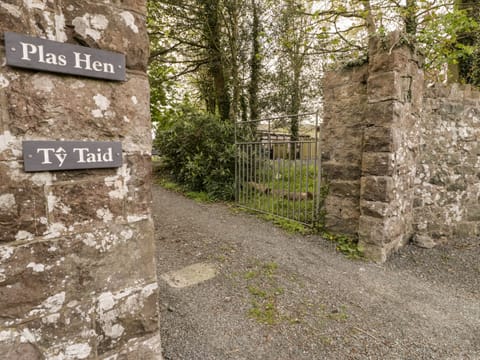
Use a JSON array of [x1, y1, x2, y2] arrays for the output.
[[265, 0, 326, 142], [148, 0, 480, 132], [320, 0, 479, 82], [202, 0, 231, 120], [147, 1, 176, 128], [248, 0, 261, 123], [147, 0, 233, 120], [457, 0, 480, 85], [280, 0, 307, 141]]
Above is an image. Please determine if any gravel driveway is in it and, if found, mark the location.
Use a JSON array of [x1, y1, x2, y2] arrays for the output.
[[153, 184, 480, 360]]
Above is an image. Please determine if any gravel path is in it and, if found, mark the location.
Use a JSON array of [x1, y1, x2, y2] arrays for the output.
[[153, 185, 480, 360]]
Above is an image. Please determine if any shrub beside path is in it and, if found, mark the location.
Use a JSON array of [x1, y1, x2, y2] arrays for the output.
[[153, 184, 480, 360]]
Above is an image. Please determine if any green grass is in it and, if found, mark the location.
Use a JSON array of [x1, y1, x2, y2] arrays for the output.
[[237, 160, 325, 226], [156, 174, 214, 203], [238, 161, 320, 195], [248, 286, 267, 298], [259, 214, 313, 235], [156, 177, 183, 192], [265, 161, 319, 193], [185, 191, 212, 203], [249, 300, 278, 325], [247, 195, 317, 224], [327, 305, 349, 321], [242, 260, 353, 327], [243, 261, 284, 325]]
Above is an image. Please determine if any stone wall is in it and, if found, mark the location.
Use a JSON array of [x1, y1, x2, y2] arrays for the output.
[[323, 32, 480, 261], [322, 65, 368, 235], [358, 34, 423, 262], [414, 84, 480, 246], [0, 1, 161, 359]]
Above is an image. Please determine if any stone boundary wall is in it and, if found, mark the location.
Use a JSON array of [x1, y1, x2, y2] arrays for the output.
[[322, 32, 480, 261], [414, 84, 480, 246], [0, 1, 161, 358]]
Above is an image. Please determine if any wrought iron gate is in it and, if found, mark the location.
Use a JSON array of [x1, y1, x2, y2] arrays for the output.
[[235, 112, 322, 227]]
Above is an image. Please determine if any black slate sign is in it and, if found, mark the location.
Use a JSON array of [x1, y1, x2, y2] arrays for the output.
[[5, 32, 126, 81], [23, 141, 123, 172]]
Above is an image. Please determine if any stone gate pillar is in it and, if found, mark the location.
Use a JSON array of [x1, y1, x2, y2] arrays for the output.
[[322, 32, 424, 262], [0, 1, 161, 358], [358, 32, 424, 261], [322, 65, 368, 235]]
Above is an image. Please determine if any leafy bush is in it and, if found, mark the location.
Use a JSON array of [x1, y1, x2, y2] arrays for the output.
[[154, 106, 235, 200]]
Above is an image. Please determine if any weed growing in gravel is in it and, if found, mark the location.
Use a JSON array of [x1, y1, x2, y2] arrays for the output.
[[327, 305, 349, 321], [263, 262, 278, 277], [440, 254, 451, 262], [319, 336, 333, 345], [239, 259, 354, 330], [260, 214, 313, 235], [236, 207, 313, 235], [323, 232, 364, 260], [243, 261, 285, 325], [244, 270, 258, 280], [249, 300, 277, 325], [248, 286, 267, 298]]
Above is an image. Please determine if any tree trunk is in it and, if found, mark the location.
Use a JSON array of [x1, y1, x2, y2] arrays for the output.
[[362, 0, 376, 36], [228, 0, 241, 123], [204, 0, 231, 120], [249, 0, 261, 125], [405, 0, 417, 35], [289, 65, 301, 145]]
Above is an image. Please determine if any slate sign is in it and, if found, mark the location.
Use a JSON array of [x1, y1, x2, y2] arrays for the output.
[[23, 141, 123, 172], [5, 32, 126, 81]]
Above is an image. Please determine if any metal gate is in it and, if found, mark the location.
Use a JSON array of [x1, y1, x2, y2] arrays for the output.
[[235, 112, 322, 227]]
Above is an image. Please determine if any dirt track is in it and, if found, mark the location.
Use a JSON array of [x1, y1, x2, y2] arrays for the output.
[[153, 184, 480, 360]]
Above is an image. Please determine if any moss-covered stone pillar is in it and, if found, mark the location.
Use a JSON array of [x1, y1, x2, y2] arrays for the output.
[[0, 1, 161, 358]]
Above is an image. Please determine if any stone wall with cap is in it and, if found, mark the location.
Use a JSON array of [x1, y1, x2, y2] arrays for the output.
[[322, 32, 480, 262]]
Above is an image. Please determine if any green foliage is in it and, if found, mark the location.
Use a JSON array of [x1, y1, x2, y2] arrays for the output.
[[318, 0, 480, 83], [458, 6, 480, 86], [249, 300, 278, 325], [149, 64, 175, 126], [147, 0, 234, 120], [155, 178, 183, 192], [243, 261, 283, 325], [147, 1, 177, 125], [259, 214, 312, 235], [155, 175, 213, 202], [323, 232, 364, 260], [148, 0, 480, 128], [154, 105, 235, 200], [185, 191, 213, 203], [248, 285, 268, 298], [238, 160, 323, 226], [417, 7, 479, 77]]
